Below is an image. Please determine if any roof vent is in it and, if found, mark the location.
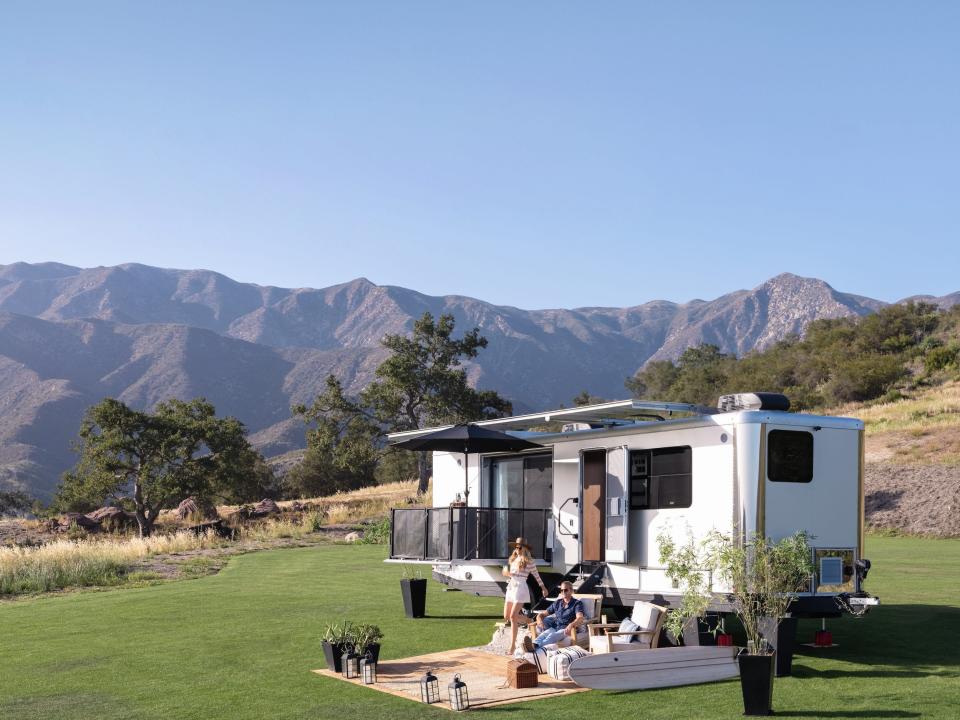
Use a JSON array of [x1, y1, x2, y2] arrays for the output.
[[717, 392, 790, 412], [561, 422, 593, 432]]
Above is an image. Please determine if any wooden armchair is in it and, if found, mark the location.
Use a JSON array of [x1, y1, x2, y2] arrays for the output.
[[588, 600, 667, 654], [531, 593, 605, 649]]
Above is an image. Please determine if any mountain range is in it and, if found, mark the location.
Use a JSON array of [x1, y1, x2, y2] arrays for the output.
[[1, 261, 957, 500]]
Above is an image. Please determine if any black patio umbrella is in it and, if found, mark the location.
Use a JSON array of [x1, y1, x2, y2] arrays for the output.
[[391, 424, 543, 505]]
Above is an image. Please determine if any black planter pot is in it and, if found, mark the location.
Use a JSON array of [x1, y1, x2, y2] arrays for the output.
[[738, 652, 775, 716], [400, 578, 427, 618], [360, 642, 381, 664], [775, 616, 798, 677], [322, 641, 347, 673]]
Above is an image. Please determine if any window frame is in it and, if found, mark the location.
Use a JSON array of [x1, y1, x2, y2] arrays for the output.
[[767, 429, 814, 484], [628, 445, 693, 510]]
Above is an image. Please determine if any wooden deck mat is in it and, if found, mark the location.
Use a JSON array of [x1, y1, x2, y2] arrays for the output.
[[312, 648, 588, 710]]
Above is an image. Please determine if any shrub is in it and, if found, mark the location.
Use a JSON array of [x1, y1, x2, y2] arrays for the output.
[[925, 344, 960, 373], [357, 518, 390, 545]]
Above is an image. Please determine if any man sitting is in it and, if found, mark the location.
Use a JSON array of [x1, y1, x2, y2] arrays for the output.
[[523, 580, 585, 652]]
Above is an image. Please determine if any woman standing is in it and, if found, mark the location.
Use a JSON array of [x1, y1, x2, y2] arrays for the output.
[[502, 537, 548, 655]]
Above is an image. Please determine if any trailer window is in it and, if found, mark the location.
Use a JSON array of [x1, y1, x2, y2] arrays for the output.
[[628, 446, 692, 509], [483, 453, 553, 508], [767, 430, 813, 483]]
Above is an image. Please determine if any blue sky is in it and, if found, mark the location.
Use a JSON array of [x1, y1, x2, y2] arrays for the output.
[[1, 1, 958, 309]]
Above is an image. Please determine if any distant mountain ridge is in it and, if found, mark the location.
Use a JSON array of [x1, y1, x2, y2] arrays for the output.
[[1, 261, 955, 499]]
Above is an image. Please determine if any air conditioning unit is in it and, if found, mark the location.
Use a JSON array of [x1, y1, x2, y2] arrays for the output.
[[717, 392, 791, 412]]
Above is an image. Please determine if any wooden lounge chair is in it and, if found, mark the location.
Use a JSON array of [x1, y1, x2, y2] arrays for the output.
[[588, 600, 667, 654], [530, 592, 605, 649]]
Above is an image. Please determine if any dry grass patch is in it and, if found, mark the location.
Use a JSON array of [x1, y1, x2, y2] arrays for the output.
[[0, 531, 226, 595], [829, 381, 960, 465]]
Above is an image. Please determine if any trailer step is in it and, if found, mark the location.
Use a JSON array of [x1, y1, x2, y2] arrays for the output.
[[530, 562, 607, 612]]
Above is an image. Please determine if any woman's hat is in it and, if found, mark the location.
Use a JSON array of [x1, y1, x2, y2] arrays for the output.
[[509, 537, 531, 550]]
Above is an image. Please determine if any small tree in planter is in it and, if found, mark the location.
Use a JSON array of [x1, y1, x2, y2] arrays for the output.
[[714, 531, 812, 715], [658, 529, 813, 716], [321, 621, 353, 673], [658, 529, 712, 645]]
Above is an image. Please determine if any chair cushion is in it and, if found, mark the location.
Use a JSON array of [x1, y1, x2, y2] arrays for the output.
[[547, 646, 589, 681], [618, 617, 641, 642], [631, 601, 662, 630], [578, 598, 595, 621], [515, 647, 551, 674]]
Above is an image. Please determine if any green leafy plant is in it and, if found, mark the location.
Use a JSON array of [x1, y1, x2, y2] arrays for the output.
[[321, 620, 352, 645], [658, 529, 814, 655], [350, 623, 383, 655], [357, 517, 390, 545], [709, 530, 813, 655], [658, 529, 712, 643]]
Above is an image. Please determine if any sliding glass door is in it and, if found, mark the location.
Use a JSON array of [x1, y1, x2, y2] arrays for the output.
[[482, 454, 553, 555]]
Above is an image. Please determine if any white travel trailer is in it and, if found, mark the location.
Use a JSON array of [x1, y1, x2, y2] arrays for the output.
[[387, 393, 878, 619]]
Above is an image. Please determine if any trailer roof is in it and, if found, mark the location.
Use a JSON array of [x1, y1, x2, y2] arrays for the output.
[[387, 398, 716, 441]]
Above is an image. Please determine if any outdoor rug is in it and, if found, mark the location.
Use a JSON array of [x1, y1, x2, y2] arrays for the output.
[[312, 648, 588, 710]]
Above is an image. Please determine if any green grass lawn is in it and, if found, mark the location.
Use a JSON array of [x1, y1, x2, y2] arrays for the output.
[[1, 536, 957, 719]]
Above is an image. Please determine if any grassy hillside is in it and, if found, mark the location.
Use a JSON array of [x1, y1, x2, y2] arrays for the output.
[[833, 381, 960, 465], [0, 537, 957, 719]]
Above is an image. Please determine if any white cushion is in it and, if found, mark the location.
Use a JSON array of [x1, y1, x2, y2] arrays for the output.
[[547, 646, 589, 681], [578, 598, 595, 621], [630, 601, 662, 630]]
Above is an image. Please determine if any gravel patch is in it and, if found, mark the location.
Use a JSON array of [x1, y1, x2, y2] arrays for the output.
[[866, 462, 960, 537]]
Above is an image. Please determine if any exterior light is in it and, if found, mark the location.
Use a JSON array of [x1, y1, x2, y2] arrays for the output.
[[448, 673, 470, 711], [341, 646, 360, 679], [419, 670, 440, 704], [360, 653, 377, 684]]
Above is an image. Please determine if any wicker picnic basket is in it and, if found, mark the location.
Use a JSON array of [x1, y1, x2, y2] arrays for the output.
[[506, 659, 539, 689]]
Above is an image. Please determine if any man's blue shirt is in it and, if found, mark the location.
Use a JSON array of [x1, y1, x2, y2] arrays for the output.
[[547, 597, 584, 627]]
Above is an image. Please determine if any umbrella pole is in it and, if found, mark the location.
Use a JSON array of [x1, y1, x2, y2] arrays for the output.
[[463, 448, 470, 506]]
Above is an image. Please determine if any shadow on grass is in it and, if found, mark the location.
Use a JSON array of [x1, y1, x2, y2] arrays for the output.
[[424, 614, 503, 620], [777, 712, 921, 718], [792, 664, 957, 679], [793, 603, 960, 675]]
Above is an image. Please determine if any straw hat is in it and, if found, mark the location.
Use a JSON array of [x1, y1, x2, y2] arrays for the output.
[[509, 537, 532, 551]]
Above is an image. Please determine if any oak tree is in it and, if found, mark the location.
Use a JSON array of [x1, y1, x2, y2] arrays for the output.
[[57, 397, 269, 536]]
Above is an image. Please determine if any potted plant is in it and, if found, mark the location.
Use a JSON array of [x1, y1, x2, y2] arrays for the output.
[[400, 566, 426, 618], [658, 529, 713, 646], [352, 623, 384, 663], [658, 529, 812, 716], [710, 530, 812, 716], [321, 621, 352, 673]]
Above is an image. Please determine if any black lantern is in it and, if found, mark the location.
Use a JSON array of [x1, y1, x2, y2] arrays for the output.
[[419, 670, 440, 704], [341, 645, 360, 679], [448, 673, 470, 711], [360, 652, 377, 685]]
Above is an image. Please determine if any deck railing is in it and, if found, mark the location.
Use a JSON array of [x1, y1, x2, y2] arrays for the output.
[[389, 507, 551, 562]]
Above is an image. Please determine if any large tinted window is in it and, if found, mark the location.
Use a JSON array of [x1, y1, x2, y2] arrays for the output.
[[484, 454, 553, 508], [768, 430, 814, 483], [629, 446, 692, 509]]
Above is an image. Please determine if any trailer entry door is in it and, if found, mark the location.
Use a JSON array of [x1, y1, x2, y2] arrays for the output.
[[581, 450, 606, 562]]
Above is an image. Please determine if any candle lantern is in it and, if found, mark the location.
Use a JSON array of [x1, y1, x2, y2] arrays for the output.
[[360, 652, 377, 684], [419, 670, 440, 704], [448, 673, 470, 711], [341, 645, 360, 679]]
